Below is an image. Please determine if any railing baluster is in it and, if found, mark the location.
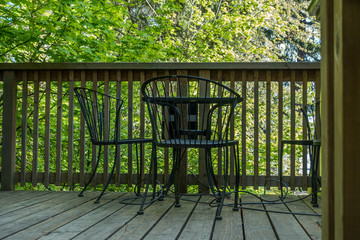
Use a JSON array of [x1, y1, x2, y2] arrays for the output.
[[140, 71, 146, 188], [199, 70, 211, 193], [56, 71, 63, 186], [302, 70, 308, 189], [21, 71, 28, 186], [315, 70, 321, 137], [91, 71, 98, 186], [44, 71, 51, 187], [79, 71, 86, 186], [278, 70, 284, 189], [115, 70, 122, 186], [103, 71, 110, 185], [1, 70, 17, 190], [217, 70, 223, 187], [128, 70, 133, 188], [230, 70, 235, 188], [177, 69, 189, 193], [241, 70, 247, 189], [290, 70, 296, 189], [254, 70, 259, 189], [67, 70, 75, 187], [163, 70, 170, 185], [32, 71, 40, 187], [266, 70, 271, 189]]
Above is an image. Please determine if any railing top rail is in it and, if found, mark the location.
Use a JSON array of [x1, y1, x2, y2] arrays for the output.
[[0, 62, 320, 70]]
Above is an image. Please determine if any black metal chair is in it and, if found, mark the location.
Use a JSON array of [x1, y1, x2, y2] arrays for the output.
[[279, 102, 321, 207], [141, 75, 243, 220], [74, 87, 154, 204]]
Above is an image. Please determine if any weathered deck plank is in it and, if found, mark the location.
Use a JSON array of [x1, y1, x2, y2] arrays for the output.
[[0, 191, 62, 216], [0, 191, 50, 207], [241, 194, 276, 240], [302, 194, 322, 215], [107, 195, 174, 239], [0, 192, 69, 226], [212, 197, 243, 240], [0, 192, 98, 239], [71, 195, 151, 239], [177, 196, 216, 240], [6, 192, 124, 240], [284, 195, 321, 240], [263, 195, 310, 240], [37, 192, 125, 240], [0, 191, 321, 239], [144, 195, 200, 240]]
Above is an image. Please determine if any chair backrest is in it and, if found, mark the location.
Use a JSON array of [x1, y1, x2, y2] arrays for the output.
[[74, 87, 123, 144], [141, 75, 243, 145], [301, 101, 321, 141]]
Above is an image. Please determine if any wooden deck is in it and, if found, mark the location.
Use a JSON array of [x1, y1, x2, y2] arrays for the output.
[[0, 191, 321, 240]]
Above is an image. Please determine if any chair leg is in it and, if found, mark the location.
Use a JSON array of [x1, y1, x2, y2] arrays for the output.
[[94, 145, 119, 204], [160, 147, 183, 207], [233, 144, 240, 211], [95, 163, 115, 204], [204, 148, 217, 196], [138, 143, 156, 215], [151, 143, 158, 201], [311, 145, 320, 207], [162, 165, 175, 198], [279, 143, 284, 198], [78, 145, 102, 197], [215, 147, 230, 220], [162, 148, 178, 198], [136, 143, 141, 196], [174, 148, 181, 207]]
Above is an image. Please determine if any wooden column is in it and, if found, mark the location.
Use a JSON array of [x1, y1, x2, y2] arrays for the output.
[[320, 0, 335, 239], [177, 70, 188, 193], [199, 70, 211, 193], [332, 0, 360, 238], [1, 71, 17, 190]]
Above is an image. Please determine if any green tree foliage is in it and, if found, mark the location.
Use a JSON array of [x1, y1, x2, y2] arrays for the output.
[[0, 0, 320, 63]]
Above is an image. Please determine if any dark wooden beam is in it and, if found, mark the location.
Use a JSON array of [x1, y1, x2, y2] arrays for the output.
[[1, 71, 17, 190]]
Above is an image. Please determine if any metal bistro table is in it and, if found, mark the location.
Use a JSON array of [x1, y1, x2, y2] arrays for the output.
[[140, 75, 243, 220]]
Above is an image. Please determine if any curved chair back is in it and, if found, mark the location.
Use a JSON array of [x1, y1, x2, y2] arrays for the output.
[[141, 75, 243, 147], [74, 87, 123, 145]]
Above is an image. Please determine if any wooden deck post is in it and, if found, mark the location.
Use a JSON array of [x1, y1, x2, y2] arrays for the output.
[[320, 0, 335, 238], [331, 0, 360, 238], [1, 71, 17, 191]]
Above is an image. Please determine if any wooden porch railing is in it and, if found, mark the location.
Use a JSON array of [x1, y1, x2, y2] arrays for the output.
[[0, 63, 320, 192]]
